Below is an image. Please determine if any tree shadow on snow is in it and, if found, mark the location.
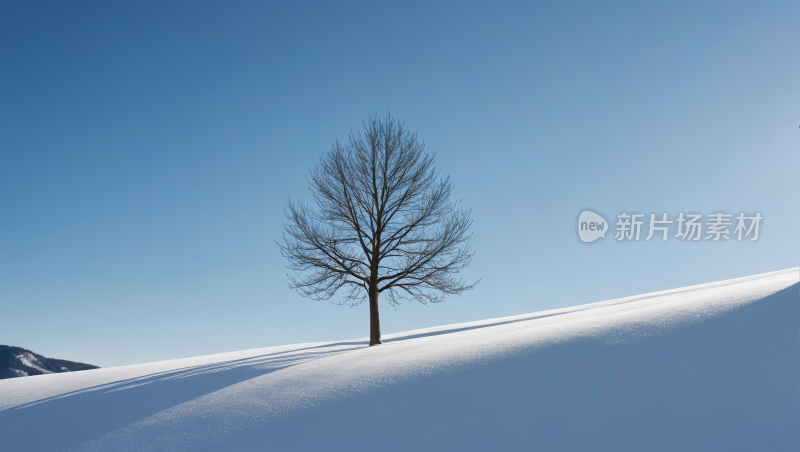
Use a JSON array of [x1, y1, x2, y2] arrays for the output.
[[0, 341, 364, 451]]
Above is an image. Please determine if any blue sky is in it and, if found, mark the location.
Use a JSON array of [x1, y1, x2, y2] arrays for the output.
[[2, 1, 798, 367]]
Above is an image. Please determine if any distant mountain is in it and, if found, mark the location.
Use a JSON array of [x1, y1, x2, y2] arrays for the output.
[[1, 345, 99, 380]]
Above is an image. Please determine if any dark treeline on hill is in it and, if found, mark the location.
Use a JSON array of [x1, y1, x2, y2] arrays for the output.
[[1, 345, 99, 380]]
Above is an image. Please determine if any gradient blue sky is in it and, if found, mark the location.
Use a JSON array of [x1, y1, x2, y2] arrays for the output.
[[2, 1, 799, 367]]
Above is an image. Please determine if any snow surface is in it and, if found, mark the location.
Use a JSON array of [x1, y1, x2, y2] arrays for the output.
[[1, 268, 798, 451]]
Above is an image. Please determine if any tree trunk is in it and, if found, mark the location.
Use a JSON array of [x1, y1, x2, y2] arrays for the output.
[[369, 285, 382, 345]]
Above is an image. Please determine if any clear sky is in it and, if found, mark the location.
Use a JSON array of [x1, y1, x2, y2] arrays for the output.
[[2, 1, 798, 368]]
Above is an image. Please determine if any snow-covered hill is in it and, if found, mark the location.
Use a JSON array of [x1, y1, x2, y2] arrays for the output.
[[1, 268, 798, 451]]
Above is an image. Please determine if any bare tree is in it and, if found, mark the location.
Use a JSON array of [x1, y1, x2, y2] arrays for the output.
[[279, 114, 479, 345]]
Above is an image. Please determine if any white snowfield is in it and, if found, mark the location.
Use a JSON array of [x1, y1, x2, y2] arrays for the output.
[[1, 268, 798, 451]]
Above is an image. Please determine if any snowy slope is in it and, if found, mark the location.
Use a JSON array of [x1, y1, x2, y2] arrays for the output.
[[1, 268, 798, 451]]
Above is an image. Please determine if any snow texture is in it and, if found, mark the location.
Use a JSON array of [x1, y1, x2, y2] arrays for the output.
[[0, 268, 798, 451]]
